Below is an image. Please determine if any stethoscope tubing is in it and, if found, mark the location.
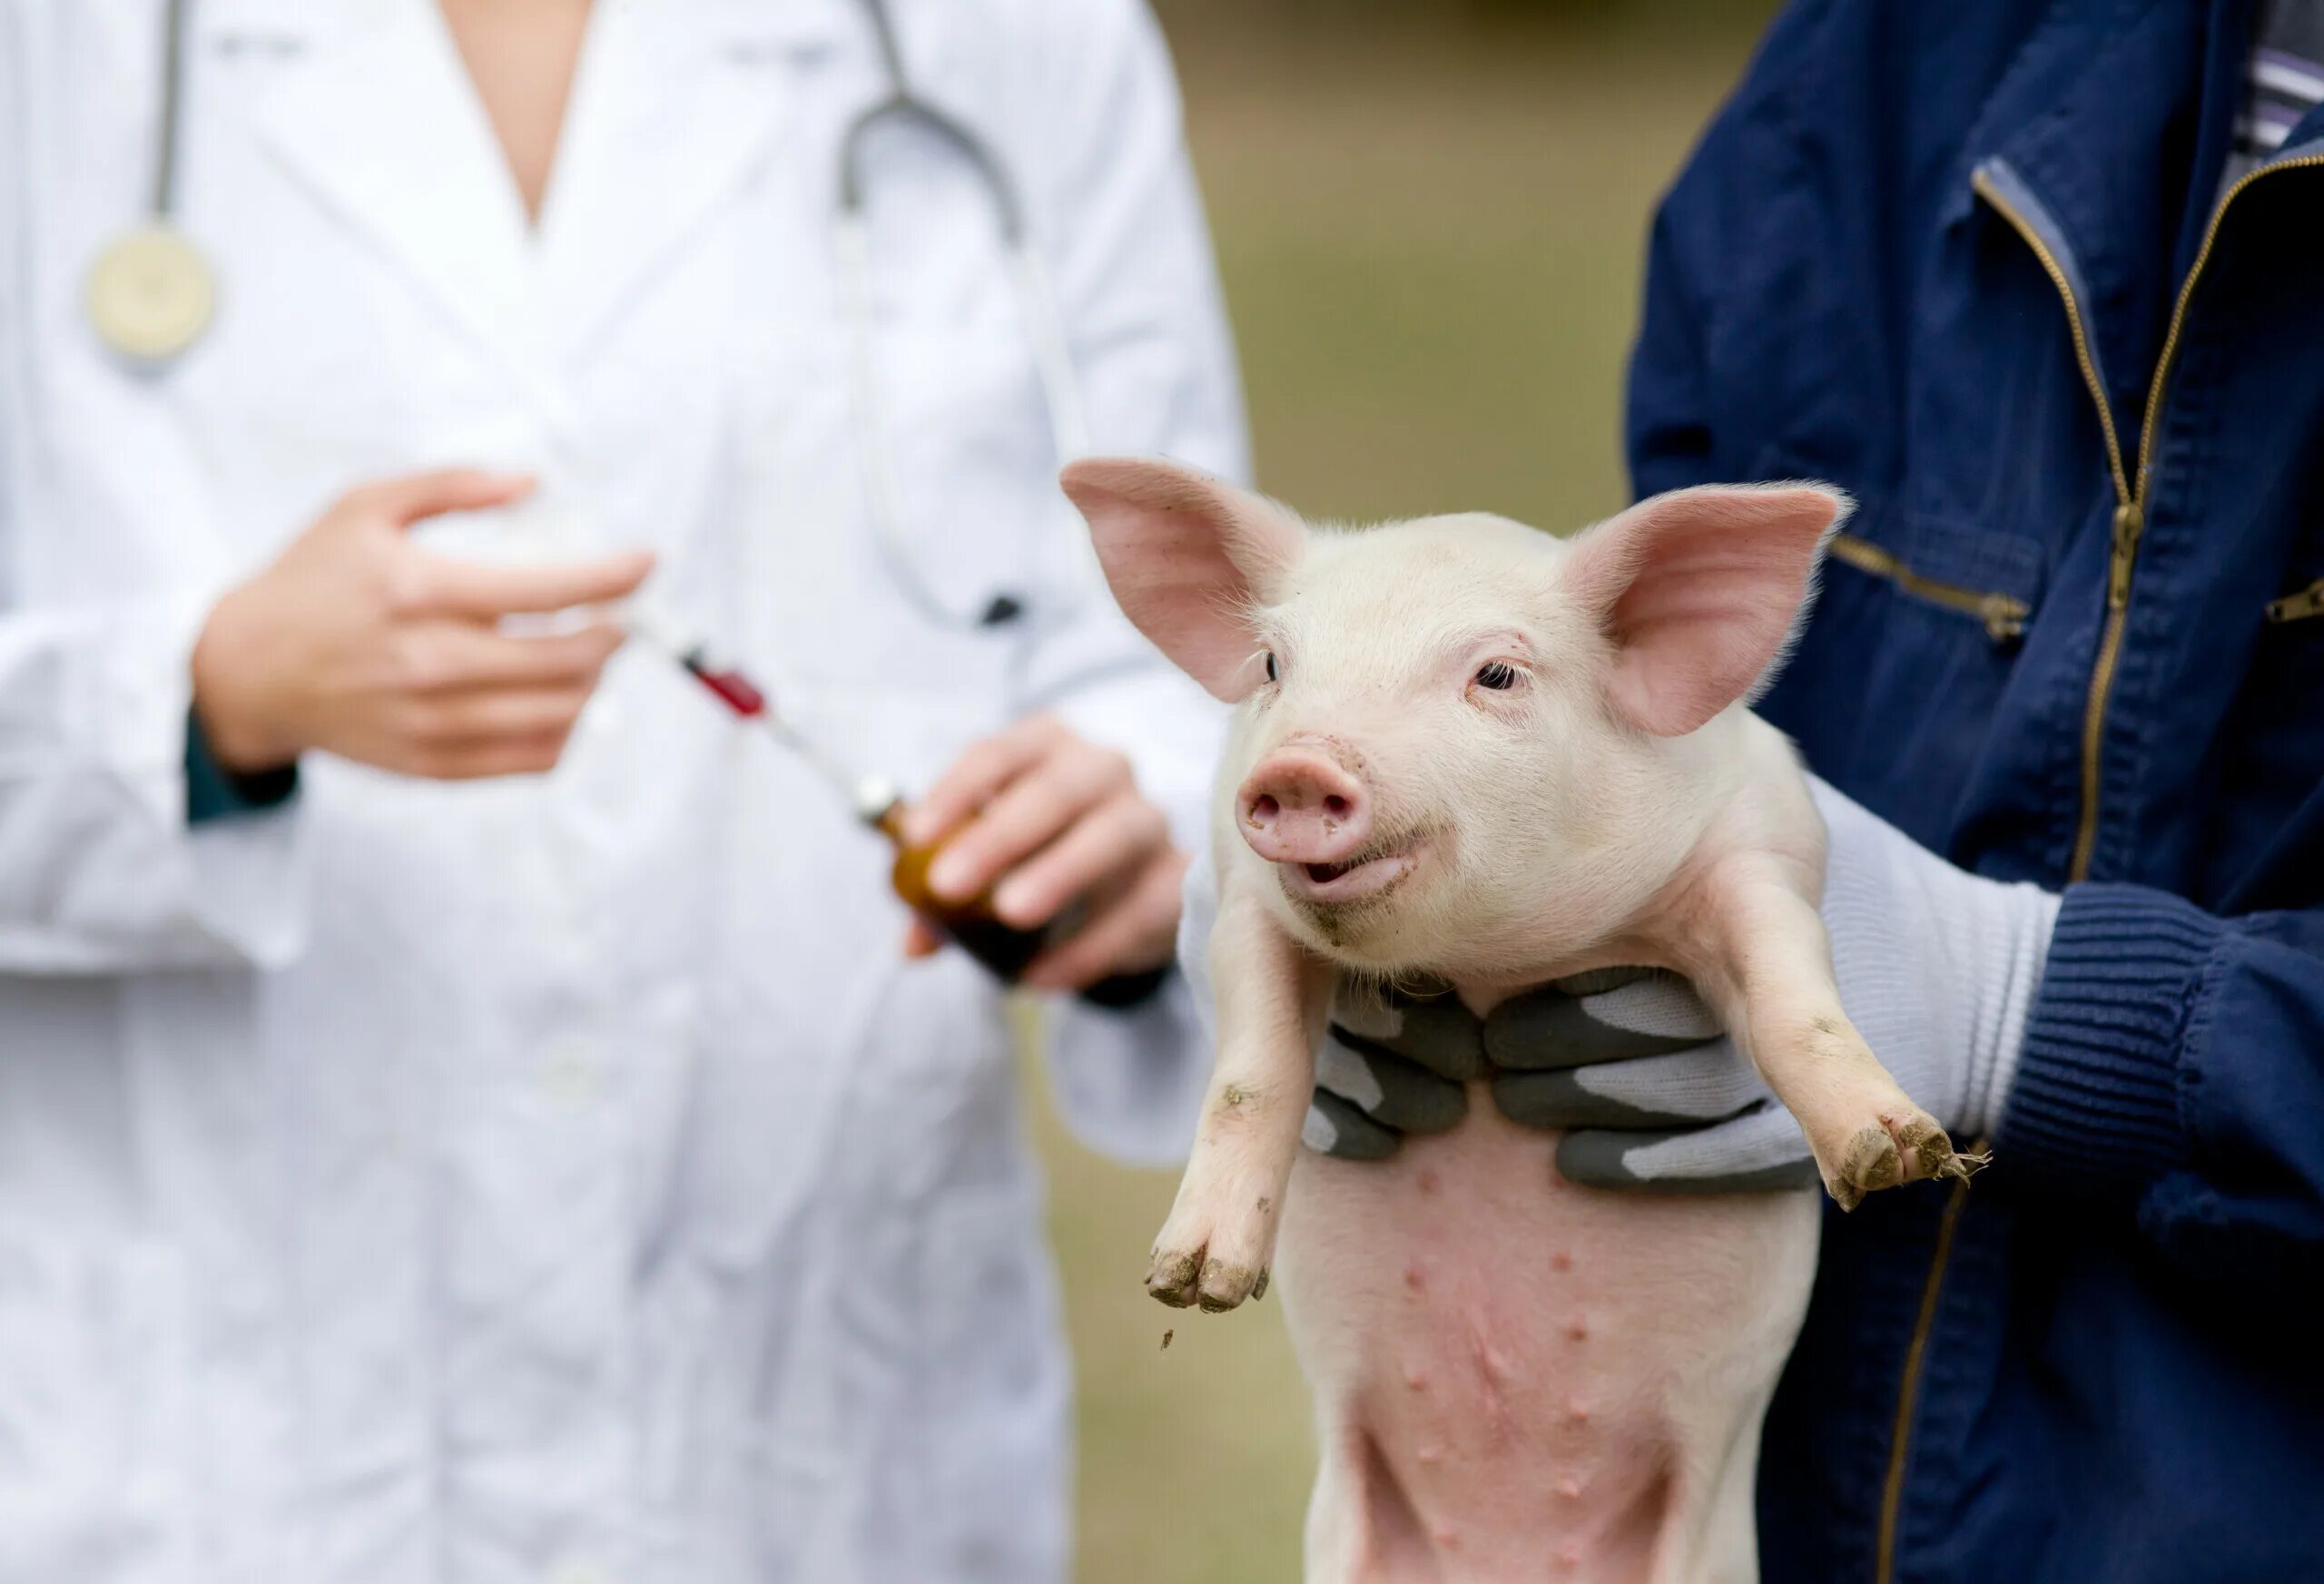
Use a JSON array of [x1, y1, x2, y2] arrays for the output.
[[836, 0, 1097, 637], [154, 0, 191, 219]]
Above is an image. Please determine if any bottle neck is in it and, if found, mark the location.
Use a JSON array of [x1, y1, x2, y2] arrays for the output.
[[853, 775, 907, 838]]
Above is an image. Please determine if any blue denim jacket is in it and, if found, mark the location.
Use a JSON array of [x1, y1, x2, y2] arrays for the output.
[[1628, 1, 2324, 1577]]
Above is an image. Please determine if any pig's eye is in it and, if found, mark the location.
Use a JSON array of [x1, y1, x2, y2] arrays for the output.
[[1472, 661, 1520, 691], [1263, 651, 1280, 683]]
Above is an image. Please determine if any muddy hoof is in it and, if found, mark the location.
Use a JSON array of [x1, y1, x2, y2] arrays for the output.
[[1145, 1248, 1203, 1309], [1827, 1125, 1904, 1211], [1196, 1260, 1262, 1313], [1893, 1114, 1989, 1184]]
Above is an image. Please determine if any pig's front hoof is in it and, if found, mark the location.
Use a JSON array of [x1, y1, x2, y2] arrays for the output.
[[1144, 1244, 1267, 1313], [1825, 1125, 1900, 1212], [1196, 1261, 1265, 1313], [1146, 1248, 1205, 1308], [1824, 1113, 1987, 1210], [1894, 1113, 1989, 1186]]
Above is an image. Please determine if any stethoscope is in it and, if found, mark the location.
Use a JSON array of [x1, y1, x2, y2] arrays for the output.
[[90, 0, 1097, 634], [84, 0, 216, 363]]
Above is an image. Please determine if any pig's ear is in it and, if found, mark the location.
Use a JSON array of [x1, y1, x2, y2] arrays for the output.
[[1561, 483, 1849, 737], [1060, 457, 1308, 702]]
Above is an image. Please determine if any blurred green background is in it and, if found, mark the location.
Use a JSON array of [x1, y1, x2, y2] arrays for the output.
[[1031, 5, 1778, 1582]]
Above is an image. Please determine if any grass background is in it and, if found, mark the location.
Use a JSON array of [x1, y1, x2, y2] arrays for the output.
[[1035, 10, 1777, 1581]]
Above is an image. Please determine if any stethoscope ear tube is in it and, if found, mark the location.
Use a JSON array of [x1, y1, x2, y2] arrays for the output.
[[152, 0, 192, 220], [831, 2, 1097, 639]]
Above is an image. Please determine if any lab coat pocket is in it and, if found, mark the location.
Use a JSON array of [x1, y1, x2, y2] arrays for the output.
[[917, 1184, 1071, 1584], [0, 1235, 192, 1582]]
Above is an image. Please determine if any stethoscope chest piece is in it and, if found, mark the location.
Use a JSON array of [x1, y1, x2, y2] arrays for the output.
[[85, 223, 215, 365]]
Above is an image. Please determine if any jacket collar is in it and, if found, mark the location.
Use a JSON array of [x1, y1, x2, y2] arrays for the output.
[[202, 0, 857, 387], [1955, 0, 2223, 454]]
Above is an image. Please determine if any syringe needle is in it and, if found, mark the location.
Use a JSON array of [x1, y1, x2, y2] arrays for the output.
[[625, 611, 896, 823], [754, 712, 890, 817]]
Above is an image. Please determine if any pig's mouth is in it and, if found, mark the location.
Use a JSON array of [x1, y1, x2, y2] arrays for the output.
[[1277, 841, 1424, 906]]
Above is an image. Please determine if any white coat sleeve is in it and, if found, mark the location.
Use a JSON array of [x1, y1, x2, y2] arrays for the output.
[[1006, 0, 1246, 1166], [0, 22, 306, 975]]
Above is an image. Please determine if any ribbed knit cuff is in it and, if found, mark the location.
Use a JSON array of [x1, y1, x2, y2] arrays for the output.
[[2000, 884, 2219, 1200]]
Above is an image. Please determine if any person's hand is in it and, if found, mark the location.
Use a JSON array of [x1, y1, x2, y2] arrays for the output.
[[190, 469, 654, 780], [1306, 969, 1822, 1189], [898, 713, 1187, 991], [1301, 777, 2062, 1190]]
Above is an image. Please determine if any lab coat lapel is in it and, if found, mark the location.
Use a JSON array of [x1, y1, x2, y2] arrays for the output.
[[229, 0, 543, 380], [540, 0, 854, 362]]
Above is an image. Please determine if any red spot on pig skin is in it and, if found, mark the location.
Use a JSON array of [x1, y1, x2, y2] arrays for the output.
[[1555, 1472, 1585, 1499], [1402, 1362, 1428, 1392], [1559, 1541, 1584, 1567], [1433, 1529, 1461, 1551], [1403, 1261, 1426, 1294], [1566, 1400, 1592, 1425], [1551, 1250, 1573, 1272], [1417, 1167, 1440, 1194], [1566, 1316, 1590, 1342]]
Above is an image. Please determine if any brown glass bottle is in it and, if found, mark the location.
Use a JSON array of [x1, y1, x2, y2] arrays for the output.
[[864, 792, 1170, 1005], [870, 797, 1055, 984]]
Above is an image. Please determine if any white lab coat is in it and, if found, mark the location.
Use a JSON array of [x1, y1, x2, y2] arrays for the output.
[[0, 1, 1242, 1579]]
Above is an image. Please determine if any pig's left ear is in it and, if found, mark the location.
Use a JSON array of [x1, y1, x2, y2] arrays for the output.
[[1561, 483, 1850, 737]]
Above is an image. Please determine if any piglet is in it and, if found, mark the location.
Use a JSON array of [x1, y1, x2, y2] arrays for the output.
[[1060, 458, 1974, 1583]]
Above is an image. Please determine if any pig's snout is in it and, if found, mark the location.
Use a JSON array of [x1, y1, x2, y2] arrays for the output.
[[1238, 751, 1373, 865]]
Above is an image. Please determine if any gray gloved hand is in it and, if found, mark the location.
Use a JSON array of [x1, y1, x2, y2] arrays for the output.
[[1485, 969, 1825, 1191], [1304, 969, 1817, 1190], [1302, 981, 1481, 1161]]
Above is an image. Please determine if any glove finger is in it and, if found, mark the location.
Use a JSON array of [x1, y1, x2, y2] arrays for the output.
[[1555, 1101, 1819, 1193], [1502, 1038, 1767, 1127], [1318, 1035, 1469, 1135], [1326, 989, 1487, 1083], [1303, 1091, 1401, 1161], [1483, 968, 1722, 1071], [1492, 1040, 1767, 1130]]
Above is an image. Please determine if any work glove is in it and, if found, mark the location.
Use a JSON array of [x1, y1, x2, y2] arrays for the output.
[[1184, 778, 2062, 1191]]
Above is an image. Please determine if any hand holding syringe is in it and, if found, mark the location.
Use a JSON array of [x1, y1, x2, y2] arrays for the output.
[[625, 609, 1178, 994]]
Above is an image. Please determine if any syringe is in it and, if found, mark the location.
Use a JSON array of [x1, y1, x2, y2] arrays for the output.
[[625, 609, 901, 826], [625, 613, 1119, 989]]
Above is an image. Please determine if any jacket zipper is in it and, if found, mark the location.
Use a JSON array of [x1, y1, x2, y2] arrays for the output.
[[1869, 151, 2324, 1584], [1827, 532, 2029, 642], [1872, 1156, 1979, 1584], [1973, 151, 2324, 883], [2265, 577, 2324, 624]]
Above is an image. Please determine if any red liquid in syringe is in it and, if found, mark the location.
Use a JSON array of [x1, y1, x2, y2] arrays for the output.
[[679, 651, 768, 718]]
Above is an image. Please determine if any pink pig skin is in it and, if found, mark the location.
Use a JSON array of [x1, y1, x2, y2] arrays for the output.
[[1062, 458, 1970, 1583], [1280, 1075, 1817, 1583]]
